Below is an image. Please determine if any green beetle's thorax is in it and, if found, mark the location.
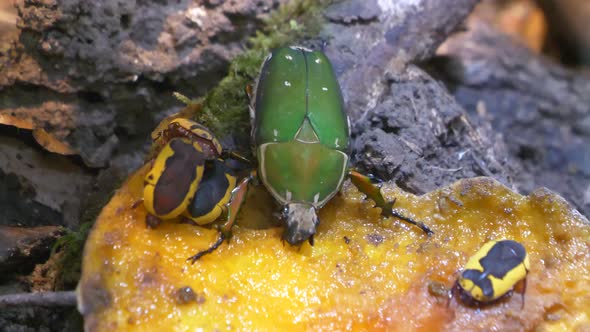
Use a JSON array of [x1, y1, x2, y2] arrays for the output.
[[257, 140, 348, 208]]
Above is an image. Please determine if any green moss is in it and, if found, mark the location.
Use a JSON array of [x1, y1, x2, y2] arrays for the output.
[[184, 0, 331, 152], [51, 222, 93, 290]]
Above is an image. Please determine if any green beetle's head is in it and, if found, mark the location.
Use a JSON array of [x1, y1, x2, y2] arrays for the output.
[[281, 203, 319, 246]]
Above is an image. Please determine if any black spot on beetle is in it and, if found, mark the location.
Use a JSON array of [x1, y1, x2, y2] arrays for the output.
[[479, 240, 527, 279]]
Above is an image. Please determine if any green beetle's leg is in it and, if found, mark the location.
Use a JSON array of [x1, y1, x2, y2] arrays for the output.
[[187, 171, 255, 264], [348, 170, 434, 236]]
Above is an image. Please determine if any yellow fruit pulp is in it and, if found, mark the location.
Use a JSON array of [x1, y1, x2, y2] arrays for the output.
[[79, 166, 590, 331]]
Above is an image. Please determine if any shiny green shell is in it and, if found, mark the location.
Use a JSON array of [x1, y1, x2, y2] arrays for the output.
[[253, 46, 349, 208]]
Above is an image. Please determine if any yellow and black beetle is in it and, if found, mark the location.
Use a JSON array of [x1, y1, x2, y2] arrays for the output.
[[143, 118, 227, 227], [142, 118, 247, 261], [154, 118, 223, 158], [450, 239, 530, 307], [143, 138, 207, 227]]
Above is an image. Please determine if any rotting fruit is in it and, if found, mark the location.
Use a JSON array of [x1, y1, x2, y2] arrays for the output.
[[79, 176, 590, 331]]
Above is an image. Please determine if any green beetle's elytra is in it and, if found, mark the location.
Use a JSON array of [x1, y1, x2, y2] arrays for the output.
[[450, 239, 530, 307]]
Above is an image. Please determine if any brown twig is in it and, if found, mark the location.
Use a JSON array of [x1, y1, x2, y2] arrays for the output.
[[0, 291, 77, 308]]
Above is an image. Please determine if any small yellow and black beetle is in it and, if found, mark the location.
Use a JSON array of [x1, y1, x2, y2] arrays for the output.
[[451, 239, 530, 307], [154, 118, 222, 159], [143, 138, 206, 227]]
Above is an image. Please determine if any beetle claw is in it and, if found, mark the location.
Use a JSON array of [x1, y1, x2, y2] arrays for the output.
[[187, 232, 226, 264], [146, 214, 162, 229], [447, 282, 457, 308], [131, 199, 144, 209]]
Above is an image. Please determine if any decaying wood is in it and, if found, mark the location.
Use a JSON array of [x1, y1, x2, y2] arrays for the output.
[[0, 0, 287, 263], [317, 0, 518, 195], [436, 21, 590, 217], [0, 225, 64, 277]]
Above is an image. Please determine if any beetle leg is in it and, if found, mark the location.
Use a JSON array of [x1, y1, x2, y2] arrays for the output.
[[178, 216, 198, 226], [220, 172, 255, 236], [221, 150, 252, 165], [146, 214, 162, 229], [348, 169, 434, 236], [131, 199, 144, 209], [520, 277, 527, 309], [187, 172, 255, 264], [187, 231, 226, 264], [447, 281, 458, 308]]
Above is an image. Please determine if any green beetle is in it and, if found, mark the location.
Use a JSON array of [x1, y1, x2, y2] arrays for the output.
[[252, 46, 351, 244], [252, 46, 433, 245], [190, 46, 433, 260]]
